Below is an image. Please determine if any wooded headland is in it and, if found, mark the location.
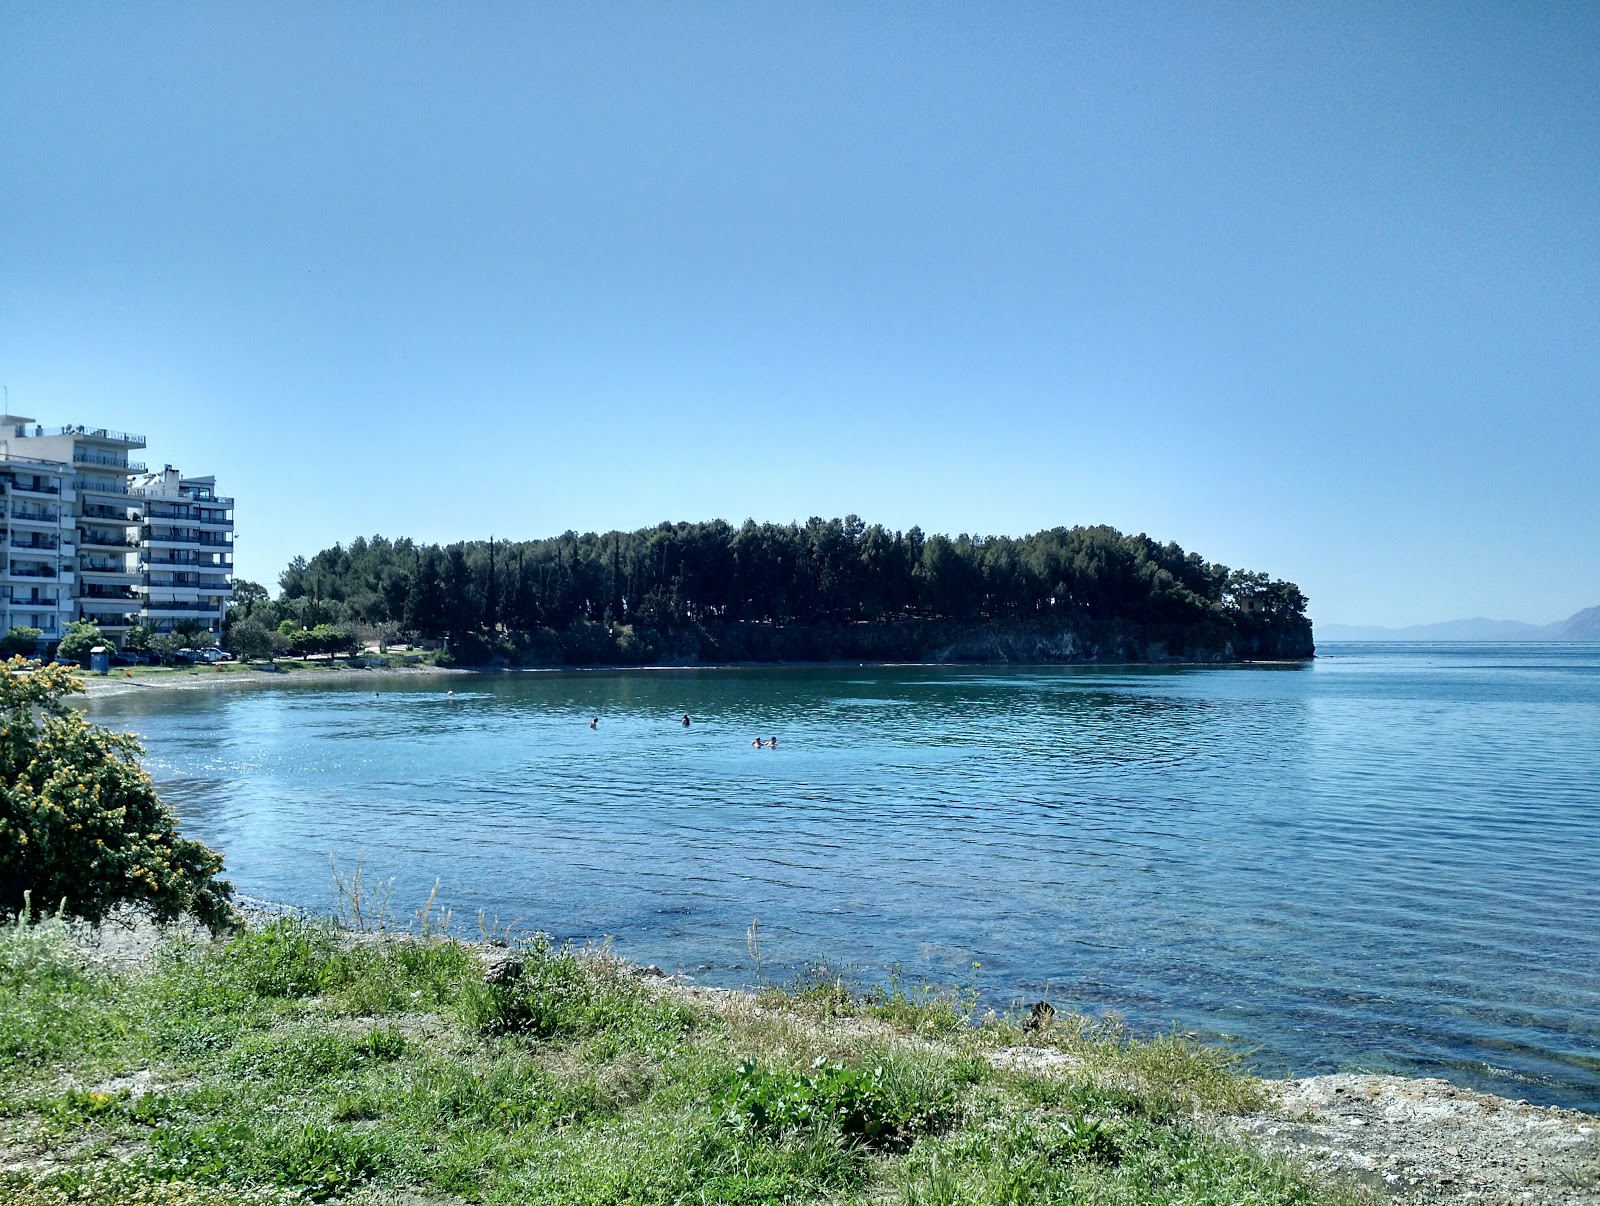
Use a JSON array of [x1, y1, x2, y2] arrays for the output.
[[235, 518, 1313, 666]]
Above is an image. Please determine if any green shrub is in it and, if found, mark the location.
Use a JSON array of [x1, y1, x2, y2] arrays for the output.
[[216, 919, 346, 998], [458, 935, 690, 1044], [150, 1117, 391, 1201], [715, 1055, 955, 1151], [0, 659, 233, 930], [1, 626, 43, 657]]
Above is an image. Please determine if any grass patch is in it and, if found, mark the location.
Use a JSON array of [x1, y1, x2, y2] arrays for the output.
[[0, 912, 1369, 1204]]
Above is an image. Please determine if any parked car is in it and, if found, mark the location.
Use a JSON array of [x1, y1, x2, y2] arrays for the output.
[[111, 651, 150, 666], [198, 648, 234, 663]]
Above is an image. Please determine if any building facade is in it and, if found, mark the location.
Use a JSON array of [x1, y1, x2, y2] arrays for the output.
[[0, 417, 233, 644], [0, 455, 78, 640], [131, 468, 235, 633]]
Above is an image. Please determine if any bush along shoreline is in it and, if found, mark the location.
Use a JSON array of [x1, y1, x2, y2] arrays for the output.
[[1, 907, 1380, 1206]]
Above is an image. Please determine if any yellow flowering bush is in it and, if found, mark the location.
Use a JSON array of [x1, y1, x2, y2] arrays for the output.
[[0, 657, 233, 930]]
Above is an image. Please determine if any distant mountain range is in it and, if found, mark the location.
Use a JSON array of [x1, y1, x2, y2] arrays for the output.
[[1319, 605, 1600, 642]]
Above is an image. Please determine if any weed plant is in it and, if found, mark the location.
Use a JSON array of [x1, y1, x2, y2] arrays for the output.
[[0, 912, 1373, 1204]]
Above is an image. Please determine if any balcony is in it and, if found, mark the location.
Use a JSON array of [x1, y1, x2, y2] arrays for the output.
[[7, 595, 59, 607], [78, 563, 139, 580], [78, 533, 139, 549], [8, 566, 58, 578], [74, 478, 130, 496], [83, 586, 139, 600], [7, 482, 61, 496], [78, 610, 139, 628], [83, 504, 136, 522], [72, 449, 147, 472], [141, 601, 224, 614], [9, 508, 60, 524]]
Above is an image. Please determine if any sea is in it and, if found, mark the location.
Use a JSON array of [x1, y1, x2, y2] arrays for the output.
[[88, 642, 1600, 1110]]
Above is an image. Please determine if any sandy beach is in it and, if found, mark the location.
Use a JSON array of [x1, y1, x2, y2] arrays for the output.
[[74, 661, 473, 702]]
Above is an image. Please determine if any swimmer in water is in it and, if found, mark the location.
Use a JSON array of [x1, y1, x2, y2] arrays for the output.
[[681, 714, 691, 727], [751, 738, 765, 748], [768, 736, 777, 749], [589, 717, 599, 729], [447, 690, 455, 698]]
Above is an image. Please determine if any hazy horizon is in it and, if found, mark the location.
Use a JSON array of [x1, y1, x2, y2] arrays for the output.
[[3, 4, 1596, 629]]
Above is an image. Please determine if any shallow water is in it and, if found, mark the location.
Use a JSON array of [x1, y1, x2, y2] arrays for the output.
[[91, 644, 1600, 1109]]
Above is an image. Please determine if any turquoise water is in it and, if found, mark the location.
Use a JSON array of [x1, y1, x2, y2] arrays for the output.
[[91, 644, 1600, 1110]]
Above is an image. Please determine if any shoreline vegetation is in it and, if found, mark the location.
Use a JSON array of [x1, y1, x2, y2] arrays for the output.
[[3, 906, 1595, 1206], [228, 519, 1314, 668]]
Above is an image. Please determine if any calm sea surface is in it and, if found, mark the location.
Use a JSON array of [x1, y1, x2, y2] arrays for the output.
[[90, 644, 1600, 1110]]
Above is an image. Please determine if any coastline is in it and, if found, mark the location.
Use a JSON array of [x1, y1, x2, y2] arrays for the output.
[[37, 908, 1600, 1204], [73, 654, 1312, 703]]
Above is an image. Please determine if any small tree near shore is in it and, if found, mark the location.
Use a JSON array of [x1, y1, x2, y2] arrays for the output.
[[227, 616, 283, 662], [55, 620, 102, 667], [0, 658, 234, 929]]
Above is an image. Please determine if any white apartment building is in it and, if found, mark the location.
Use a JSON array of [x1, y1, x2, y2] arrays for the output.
[[0, 417, 233, 644], [0, 454, 78, 640], [131, 468, 235, 633]]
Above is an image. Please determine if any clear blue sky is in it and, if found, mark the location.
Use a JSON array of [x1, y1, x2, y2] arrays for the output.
[[2, 3, 1596, 627]]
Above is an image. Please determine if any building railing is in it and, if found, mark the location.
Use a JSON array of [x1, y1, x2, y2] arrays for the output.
[[79, 534, 139, 547], [8, 596, 59, 606], [9, 538, 59, 551], [9, 508, 60, 523], [144, 553, 230, 566], [8, 566, 57, 578], [23, 425, 146, 446], [140, 601, 222, 613], [71, 449, 147, 471], [74, 478, 130, 495], [78, 561, 135, 574], [7, 482, 62, 495], [82, 587, 139, 600]]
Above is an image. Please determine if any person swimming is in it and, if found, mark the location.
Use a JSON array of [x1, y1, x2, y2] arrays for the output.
[[751, 737, 765, 747], [768, 736, 777, 749], [589, 716, 599, 729], [681, 714, 691, 727]]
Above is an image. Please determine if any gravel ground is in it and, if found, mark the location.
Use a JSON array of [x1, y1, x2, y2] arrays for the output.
[[984, 1048, 1599, 1203], [1226, 1073, 1600, 1204]]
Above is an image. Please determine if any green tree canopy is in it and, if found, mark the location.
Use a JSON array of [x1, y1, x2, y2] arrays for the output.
[[250, 520, 1312, 664], [226, 616, 283, 661]]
